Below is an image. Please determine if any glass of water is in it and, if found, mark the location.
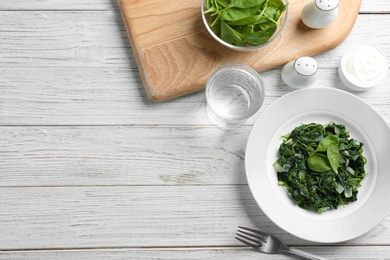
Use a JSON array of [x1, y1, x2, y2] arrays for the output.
[[205, 63, 265, 128]]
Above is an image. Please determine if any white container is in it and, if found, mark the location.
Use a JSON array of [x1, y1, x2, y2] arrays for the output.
[[281, 56, 318, 89], [201, 0, 289, 52], [338, 45, 388, 91], [301, 0, 339, 29]]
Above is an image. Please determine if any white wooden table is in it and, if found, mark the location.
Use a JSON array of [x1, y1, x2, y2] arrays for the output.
[[1, 1, 389, 259]]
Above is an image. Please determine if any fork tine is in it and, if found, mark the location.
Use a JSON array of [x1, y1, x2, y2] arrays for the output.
[[235, 235, 260, 249], [236, 226, 269, 249], [236, 229, 266, 243], [238, 226, 268, 238], [236, 232, 262, 245]]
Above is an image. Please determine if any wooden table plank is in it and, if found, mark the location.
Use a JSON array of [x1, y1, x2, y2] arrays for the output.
[[361, 0, 390, 13], [1, 186, 389, 249], [2, 120, 390, 186], [1, 247, 390, 259], [0, 1, 117, 10], [0, 0, 388, 12], [0, 11, 135, 68], [0, 13, 388, 69], [0, 126, 251, 186], [0, 68, 389, 126]]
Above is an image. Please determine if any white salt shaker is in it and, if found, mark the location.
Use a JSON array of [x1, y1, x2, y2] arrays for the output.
[[301, 0, 339, 29], [281, 56, 318, 89]]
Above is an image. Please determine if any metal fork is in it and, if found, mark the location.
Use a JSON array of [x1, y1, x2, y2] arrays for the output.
[[236, 226, 330, 260]]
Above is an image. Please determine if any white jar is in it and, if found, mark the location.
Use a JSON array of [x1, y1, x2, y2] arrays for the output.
[[301, 0, 339, 29], [281, 56, 318, 89], [338, 45, 388, 91]]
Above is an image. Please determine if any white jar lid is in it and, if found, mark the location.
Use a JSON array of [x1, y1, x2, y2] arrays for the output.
[[338, 44, 388, 91]]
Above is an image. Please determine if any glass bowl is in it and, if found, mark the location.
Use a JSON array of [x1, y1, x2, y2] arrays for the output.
[[201, 0, 289, 52]]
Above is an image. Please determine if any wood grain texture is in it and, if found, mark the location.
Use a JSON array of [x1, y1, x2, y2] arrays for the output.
[[0, 12, 388, 70], [0, 0, 387, 12], [1, 247, 390, 259], [361, 0, 390, 13], [1, 186, 389, 250], [0, 126, 250, 186], [118, 0, 362, 101], [0, 11, 135, 68], [1, 67, 389, 126], [1, 1, 390, 258], [0, 1, 118, 10]]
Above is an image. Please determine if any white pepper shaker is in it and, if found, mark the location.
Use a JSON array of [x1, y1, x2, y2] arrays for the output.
[[301, 0, 339, 29], [281, 56, 318, 89]]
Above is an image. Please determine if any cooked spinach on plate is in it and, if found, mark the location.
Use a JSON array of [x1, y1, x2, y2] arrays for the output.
[[203, 0, 288, 47], [274, 123, 367, 213]]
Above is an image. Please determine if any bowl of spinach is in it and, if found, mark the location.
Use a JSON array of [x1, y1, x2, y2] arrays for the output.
[[201, 0, 289, 51], [244, 88, 390, 243]]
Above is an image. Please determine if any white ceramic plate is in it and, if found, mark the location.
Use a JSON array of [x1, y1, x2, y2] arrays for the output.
[[245, 88, 390, 243]]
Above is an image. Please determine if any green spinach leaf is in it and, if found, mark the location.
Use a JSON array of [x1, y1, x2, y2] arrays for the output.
[[308, 153, 331, 172], [220, 5, 260, 22], [220, 21, 245, 45], [307, 134, 341, 173], [231, 0, 266, 8], [244, 24, 276, 46], [327, 142, 341, 173], [204, 0, 287, 47]]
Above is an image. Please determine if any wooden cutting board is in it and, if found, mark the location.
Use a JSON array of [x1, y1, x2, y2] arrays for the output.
[[118, 0, 362, 102]]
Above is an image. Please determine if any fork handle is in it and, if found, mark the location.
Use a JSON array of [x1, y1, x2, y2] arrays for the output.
[[285, 247, 331, 260]]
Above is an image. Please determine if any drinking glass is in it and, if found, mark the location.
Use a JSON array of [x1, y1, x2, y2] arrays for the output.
[[205, 63, 265, 128]]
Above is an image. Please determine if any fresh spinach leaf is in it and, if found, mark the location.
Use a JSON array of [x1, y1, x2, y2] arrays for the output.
[[308, 153, 331, 172], [244, 24, 276, 46], [231, 0, 266, 8], [327, 142, 341, 173], [217, 0, 231, 8], [308, 134, 341, 173], [316, 135, 338, 152], [204, 0, 287, 47], [220, 21, 245, 45], [220, 5, 260, 22]]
